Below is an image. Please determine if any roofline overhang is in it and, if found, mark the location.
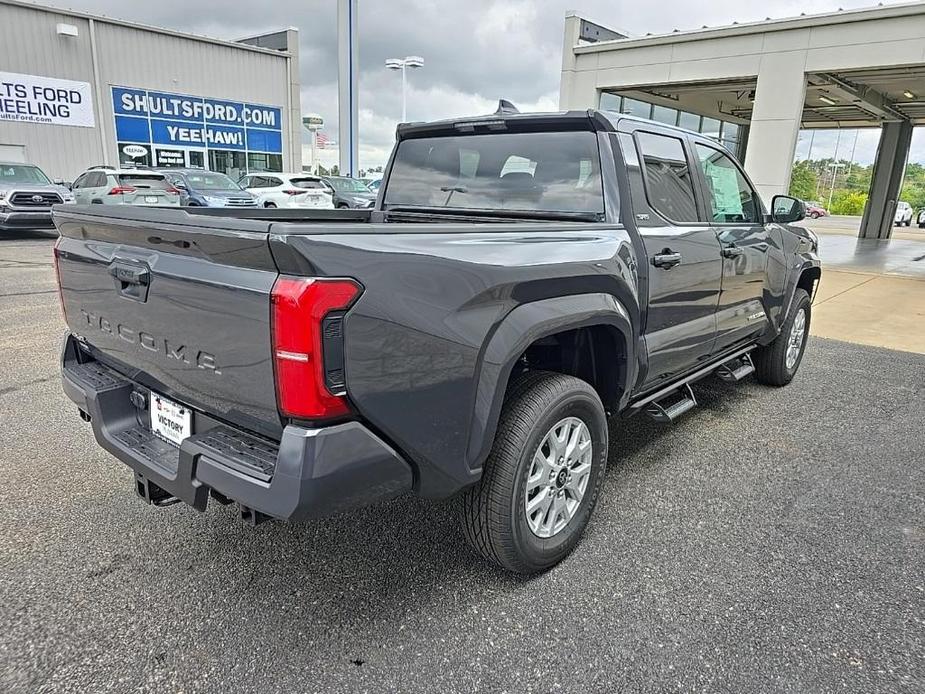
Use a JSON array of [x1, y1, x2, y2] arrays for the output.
[[0, 0, 293, 58], [573, 1, 925, 54]]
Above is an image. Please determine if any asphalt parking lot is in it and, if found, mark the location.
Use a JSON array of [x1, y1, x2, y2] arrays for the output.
[[1, 231, 923, 693]]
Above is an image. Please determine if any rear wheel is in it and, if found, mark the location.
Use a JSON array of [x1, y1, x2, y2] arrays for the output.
[[460, 371, 608, 574], [753, 288, 811, 386]]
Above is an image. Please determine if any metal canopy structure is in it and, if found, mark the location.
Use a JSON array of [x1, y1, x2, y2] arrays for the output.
[[607, 67, 925, 130], [561, 2, 925, 239]]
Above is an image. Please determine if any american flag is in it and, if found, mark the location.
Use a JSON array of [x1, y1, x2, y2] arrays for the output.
[[315, 131, 330, 149]]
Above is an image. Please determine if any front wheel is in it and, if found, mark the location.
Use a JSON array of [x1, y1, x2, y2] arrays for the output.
[[264, 202, 277, 209], [753, 289, 811, 386], [460, 371, 608, 574]]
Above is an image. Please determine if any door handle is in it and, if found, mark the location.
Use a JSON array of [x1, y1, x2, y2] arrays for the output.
[[652, 250, 682, 269], [722, 244, 744, 259]]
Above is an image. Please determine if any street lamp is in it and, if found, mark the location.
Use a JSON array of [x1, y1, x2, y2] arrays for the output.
[[386, 55, 424, 123]]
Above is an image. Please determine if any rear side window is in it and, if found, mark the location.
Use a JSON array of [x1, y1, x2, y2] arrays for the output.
[[694, 144, 761, 224], [635, 132, 698, 223], [117, 174, 170, 190], [384, 131, 604, 216]]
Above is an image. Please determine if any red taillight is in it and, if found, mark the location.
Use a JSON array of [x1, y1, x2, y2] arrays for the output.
[[108, 186, 136, 195], [165, 186, 180, 195], [282, 189, 303, 196], [52, 237, 67, 322], [270, 276, 362, 420]]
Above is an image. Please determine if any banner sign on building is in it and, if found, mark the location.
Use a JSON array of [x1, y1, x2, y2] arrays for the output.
[[0, 71, 95, 127], [111, 86, 283, 155]]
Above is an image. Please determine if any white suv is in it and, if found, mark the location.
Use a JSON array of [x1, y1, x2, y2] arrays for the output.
[[894, 201, 913, 226], [238, 173, 334, 209]]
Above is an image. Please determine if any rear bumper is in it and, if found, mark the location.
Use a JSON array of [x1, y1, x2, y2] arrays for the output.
[[61, 335, 413, 521], [0, 209, 54, 230]]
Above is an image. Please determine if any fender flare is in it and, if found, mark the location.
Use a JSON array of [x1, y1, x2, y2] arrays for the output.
[[465, 292, 636, 473], [782, 256, 822, 325]]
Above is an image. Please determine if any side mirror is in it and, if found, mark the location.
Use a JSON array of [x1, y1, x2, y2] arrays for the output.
[[771, 195, 805, 224], [174, 182, 188, 191]]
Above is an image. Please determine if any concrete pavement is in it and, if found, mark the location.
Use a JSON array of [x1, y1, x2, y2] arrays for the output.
[[1, 232, 923, 693]]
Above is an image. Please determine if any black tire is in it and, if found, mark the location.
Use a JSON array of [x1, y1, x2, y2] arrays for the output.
[[753, 288, 811, 387], [264, 202, 277, 208], [460, 371, 608, 574]]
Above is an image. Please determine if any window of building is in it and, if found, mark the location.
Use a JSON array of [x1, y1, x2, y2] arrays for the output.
[[600, 92, 622, 112], [652, 105, 678, 126], [678, 111, 701, 132], [621, 98, 652, 119], [635, 131, 698, 223], [701, 117, 722, 141], [208, 151, 247, 181], [247, 153, 283, 172], [694, 143, 760, 224]]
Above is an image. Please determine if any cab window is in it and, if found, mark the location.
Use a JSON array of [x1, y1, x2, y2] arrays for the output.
[[694, 143, 761, 224], [634, 132, 698, 223]]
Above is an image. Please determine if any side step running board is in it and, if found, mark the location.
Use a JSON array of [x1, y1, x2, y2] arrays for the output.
[[715, 353, 755, 383], [645, 383, 697, 423]]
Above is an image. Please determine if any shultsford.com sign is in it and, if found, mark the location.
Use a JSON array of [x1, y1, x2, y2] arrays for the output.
[[0, 71, 95, 127]]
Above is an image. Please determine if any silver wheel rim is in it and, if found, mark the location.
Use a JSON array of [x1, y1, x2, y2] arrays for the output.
[[524, 417, 593, 539], [786, 308, 807, 370]]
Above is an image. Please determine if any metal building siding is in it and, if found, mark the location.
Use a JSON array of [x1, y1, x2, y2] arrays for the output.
[[0, 4, 101, 179], [0, 1, 293, 179], [92, 22, 292, 170]]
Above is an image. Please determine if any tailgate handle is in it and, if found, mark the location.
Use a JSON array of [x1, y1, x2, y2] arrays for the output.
[[109, 262, 151, 302]]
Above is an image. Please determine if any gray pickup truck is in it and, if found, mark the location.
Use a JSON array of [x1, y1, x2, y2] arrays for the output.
[[54, 106, 820, 573]]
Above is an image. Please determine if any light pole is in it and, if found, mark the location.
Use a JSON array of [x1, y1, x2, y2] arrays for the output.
[[302, 114, 323, 174], [386, 55, 423, 123]]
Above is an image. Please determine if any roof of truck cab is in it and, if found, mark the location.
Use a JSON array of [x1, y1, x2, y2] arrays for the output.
[[395, 109, 614, 139], [394, 108, 712, 142]]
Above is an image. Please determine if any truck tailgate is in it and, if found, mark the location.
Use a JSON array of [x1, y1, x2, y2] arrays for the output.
[[54, 207, 282, 438]]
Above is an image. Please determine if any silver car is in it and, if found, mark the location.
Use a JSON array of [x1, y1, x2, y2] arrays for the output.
[[71, 168, 181, 207], [0, 162, 75, 233]]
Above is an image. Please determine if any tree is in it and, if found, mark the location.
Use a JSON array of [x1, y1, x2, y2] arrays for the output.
[[829, 190, 868, 216], [789, 160, 817, 201]]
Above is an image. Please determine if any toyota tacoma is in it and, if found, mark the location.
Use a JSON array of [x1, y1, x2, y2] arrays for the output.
[[53, 105, 820, 573]]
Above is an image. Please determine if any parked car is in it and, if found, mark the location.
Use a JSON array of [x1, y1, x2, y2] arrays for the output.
[[70, 169, 180, 207], [157, 169, 257, 208], [804, 201, 827, 219], [0, 162, 74, 232], [894, 200, 913, 226], [322, 175, 377, 208], [238, 172, 334, 209], [367, 178, 382, 194], [917, 208, 925, 228], [53, 106, 820, 574]]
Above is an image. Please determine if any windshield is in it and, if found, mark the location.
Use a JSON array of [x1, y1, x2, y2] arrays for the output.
[[383, 131, 604, 215], [0, 164, 52, 185], [326, 177, 371, 193], [182, 172, 240, 190]]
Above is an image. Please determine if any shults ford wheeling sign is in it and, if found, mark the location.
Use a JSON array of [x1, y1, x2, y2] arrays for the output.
[[0, 71, 95, 127], [112, 86, 283, 154]]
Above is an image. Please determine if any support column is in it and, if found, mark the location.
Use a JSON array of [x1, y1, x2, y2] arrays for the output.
[[337, 0, 358, 176], [859, 120, 913, 240], [558, 13, 582, 110], [744, 52, 807, 204]]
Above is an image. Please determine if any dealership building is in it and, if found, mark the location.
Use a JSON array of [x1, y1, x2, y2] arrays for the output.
[[0, 0, 301, 181]]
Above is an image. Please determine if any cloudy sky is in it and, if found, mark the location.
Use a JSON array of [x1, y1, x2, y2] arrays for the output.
[[51, 0, 920, 170]]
